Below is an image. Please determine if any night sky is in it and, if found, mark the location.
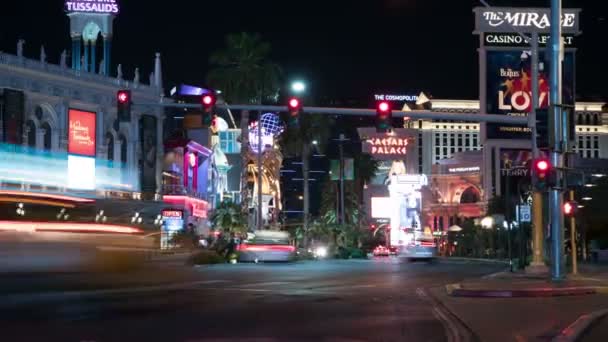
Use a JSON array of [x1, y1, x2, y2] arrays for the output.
[[1, 0, 606, 102]]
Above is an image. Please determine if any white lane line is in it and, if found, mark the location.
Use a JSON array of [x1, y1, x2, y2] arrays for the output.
[[417, 287, 459, 342], [434, 307, 459, 342], [238, 281, 292, 287]]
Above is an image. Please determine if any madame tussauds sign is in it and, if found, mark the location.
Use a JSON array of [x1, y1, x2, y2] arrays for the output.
[[66, 0, 119, 14], [474, 7, 580, 34]]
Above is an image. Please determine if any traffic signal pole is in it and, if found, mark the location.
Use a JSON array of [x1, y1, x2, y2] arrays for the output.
[[529, 33, 548, 273], [569, 189, 577, 275], [549, 0, 566, 281]]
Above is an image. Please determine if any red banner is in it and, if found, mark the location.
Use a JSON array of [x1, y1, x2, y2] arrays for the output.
[[68, 109, 96, 156]]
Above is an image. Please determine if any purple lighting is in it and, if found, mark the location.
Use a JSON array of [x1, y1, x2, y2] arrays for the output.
[[65, 0, 120, 14]]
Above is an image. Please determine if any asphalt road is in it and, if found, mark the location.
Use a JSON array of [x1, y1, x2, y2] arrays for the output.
[[0, 258, 504, 342]]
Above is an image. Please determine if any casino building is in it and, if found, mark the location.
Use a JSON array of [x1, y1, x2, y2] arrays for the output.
[[0, 1, 216, 237], [361, 98, 607, 235]]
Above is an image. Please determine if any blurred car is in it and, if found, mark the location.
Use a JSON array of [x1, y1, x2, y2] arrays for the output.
[[402, 235, 437, 261], [388, 246, 399, 255], [373, 245, 390, 257], [237, 230, 295, 263]]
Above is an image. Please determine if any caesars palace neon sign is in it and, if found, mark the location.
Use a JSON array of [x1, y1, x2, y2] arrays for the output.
[[367, 137, 410, 155]]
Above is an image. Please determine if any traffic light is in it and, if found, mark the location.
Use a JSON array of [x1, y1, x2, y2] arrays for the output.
[[117, 90, 131, 122], [532, 158, 557, 191], [287, 97, 302, 128], [376, 101, 392, 132], [535, 109, 549, 149], [563, 201, 578, 217], [201, 93, 216, 126]]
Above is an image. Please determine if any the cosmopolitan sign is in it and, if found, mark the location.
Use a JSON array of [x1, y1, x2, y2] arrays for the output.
[[65, 0, 119, 14], [474, 7, 581, 34], [364, 137, 411, 156], [374, 94, 418, 102]]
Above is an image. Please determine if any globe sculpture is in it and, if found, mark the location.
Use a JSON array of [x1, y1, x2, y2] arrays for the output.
[[249, 113, 283, 153]]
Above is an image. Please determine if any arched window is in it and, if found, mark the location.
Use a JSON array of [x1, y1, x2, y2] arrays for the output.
[[119, 134, 127, 165], [585, 114, 591, 125], [26, 120, 36, 148], [42, 122, 52, 151], [577, 114, 583, 125], [593, 114, 600, 126], [106, 133, 114, 162], [460, 186, 480, 204]]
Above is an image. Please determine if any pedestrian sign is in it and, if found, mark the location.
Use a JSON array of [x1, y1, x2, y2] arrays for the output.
[[517, 205, 531, 223]]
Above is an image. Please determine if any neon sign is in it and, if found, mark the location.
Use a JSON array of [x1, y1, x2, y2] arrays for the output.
[[65, 0, 120, 14], [367, 137, 410, 155]]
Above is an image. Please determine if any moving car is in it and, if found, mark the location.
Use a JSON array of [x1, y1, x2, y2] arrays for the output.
[[373, 245, 390, 257], [237, 230, 295, 263], [402, 234, 437, 261]]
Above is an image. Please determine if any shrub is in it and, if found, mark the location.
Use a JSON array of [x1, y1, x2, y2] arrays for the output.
[[348, 248, 367, 259], [188, 250, 226, 265]]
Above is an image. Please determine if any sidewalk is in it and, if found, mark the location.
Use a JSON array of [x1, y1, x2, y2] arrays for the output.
[[429, 264, 608, 342]]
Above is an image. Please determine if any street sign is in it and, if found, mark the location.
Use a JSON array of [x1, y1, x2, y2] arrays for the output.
[[518, 205, 531, 223]]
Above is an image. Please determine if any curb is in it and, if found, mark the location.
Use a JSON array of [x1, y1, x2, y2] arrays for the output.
[[438, 257, 510, 264], [552, 309, 608, 342], [445, 283, 604, 298]]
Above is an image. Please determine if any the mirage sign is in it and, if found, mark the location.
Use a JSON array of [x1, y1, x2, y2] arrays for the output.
[[474, 7, 581, 34]]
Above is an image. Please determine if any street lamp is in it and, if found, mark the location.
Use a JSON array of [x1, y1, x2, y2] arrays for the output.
[[291, 81, 306, 94], [481, 216, 494, 229]]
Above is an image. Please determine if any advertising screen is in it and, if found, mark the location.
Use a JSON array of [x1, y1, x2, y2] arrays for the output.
[[68, 109, 96, 157], [67, 155, 96, 190], [371, 197, 392, 218], [485, 49, 575, 140]]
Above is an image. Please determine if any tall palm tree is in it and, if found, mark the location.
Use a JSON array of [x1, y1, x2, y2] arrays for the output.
[[354, 153, 379, 204], [281, 115, 333, 242], [207, 32, 282, 218]]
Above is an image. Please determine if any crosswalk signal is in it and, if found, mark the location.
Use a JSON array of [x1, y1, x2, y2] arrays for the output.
[[287, 97, 301, 128], [563, 201, 578, 217], [117, 90, 131, 122], [201, 93, 216, 126], [376, 101, 392, 133]]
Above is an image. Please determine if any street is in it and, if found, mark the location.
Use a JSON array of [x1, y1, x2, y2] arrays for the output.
[[0, 258, 503, 341]]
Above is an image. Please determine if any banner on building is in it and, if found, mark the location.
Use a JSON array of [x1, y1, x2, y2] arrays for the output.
[[485, 49, 575, 140], [330, 158, 354, 181], [68, 109, 96, 156], [140, 115, 157, 194]]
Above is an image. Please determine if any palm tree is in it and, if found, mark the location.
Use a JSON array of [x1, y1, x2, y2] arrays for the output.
[[280, 115, 333, 242], [207, 32, 282, 218], [210, 200, 246, 235], [353, 153, 379, 204]]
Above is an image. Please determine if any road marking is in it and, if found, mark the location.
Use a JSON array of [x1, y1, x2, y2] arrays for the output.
[[239, 282, 292, 287], [417, 287, 461, 342]]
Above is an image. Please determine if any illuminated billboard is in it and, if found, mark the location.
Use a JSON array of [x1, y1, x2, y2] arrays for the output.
[[68, 109, 96, 157], [371, 197, 392, 219], [485, 49, 575, 139], [67, 155, 96, 190], [65, 0, 119, 14]]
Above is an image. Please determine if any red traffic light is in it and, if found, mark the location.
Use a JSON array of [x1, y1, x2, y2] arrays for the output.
[[536, 159, 550, 171], [202, 94, 216, 106], [378, 101, 390, 113], [288, 97, 301, 109], [117, 90, 130, 104]]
